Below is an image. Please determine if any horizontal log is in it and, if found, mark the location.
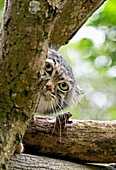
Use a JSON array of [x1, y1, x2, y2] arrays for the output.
[[23, 116, 116, 163], [9, 153, 111, 170]]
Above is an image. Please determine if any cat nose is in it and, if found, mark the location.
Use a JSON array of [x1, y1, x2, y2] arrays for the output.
[[46, 84, 52, 91], [46, 81, 54, 92]]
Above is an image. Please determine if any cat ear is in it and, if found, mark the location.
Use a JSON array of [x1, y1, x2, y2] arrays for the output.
[[76, 84, 85, 96]]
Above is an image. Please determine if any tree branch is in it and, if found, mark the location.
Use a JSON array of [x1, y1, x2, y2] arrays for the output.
[[8, 154, 110, 170], [23, 116, 116, 163], [49, 0, 106, 48]]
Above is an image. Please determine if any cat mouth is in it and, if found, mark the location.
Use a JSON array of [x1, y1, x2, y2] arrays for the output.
[[42, 86, 55, 101], [37, 91, 58, 114], [44, 91, 51, 101]]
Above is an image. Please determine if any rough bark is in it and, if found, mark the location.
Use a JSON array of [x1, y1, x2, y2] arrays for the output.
[[23, 116, 116, 163], [0, 0, 52, 168], [49, 0, 106, 48], [8, 154, 110, 170], [0, 0, 106, 169]]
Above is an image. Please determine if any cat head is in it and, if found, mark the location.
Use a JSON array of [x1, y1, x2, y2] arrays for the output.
[[37, 49, 83, 114]]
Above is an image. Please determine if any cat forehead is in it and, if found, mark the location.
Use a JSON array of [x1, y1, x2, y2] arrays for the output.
[[46, 58, 54, 65], [47, 49, 74, 79]]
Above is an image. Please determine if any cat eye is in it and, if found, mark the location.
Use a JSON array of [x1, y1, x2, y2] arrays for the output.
[[44, 62, 53, 74], [58, 82, 69, 91]]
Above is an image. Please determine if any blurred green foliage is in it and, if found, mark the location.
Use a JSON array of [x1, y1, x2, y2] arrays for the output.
[[0, 0, 115, 120], [0, 0, 4, 23], [59, 0, 116, 120]]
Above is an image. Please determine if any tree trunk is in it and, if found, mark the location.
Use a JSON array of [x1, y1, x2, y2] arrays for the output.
[[23, 116, 116, 163], [0, 0, 50, 168], [0, 0, 106, 169]]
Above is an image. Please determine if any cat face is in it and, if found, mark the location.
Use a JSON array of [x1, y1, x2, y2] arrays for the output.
[[37, 49, 81, 114]]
